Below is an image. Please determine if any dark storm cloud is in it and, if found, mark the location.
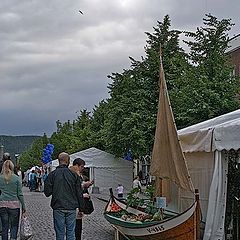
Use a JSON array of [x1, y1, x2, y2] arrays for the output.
[[0, 0, 239, 135]]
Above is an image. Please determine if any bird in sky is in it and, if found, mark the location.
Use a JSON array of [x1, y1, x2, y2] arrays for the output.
[[79, 10, 83, 14]]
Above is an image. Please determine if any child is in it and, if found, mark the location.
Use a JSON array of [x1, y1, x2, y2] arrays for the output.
[[116, 184, 124, 199], [132, 176, 142, 196]]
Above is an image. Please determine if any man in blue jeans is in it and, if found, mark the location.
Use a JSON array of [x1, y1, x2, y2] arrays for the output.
[[44, 152, 84, 240]]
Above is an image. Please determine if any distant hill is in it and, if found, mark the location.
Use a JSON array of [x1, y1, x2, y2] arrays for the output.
[[0, 135, 41, 160]]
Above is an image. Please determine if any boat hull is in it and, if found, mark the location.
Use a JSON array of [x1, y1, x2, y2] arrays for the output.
[[104, 196, 200, 240]]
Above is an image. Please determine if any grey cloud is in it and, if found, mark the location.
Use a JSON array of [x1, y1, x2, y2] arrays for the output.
[[0, 0, 239, 135]]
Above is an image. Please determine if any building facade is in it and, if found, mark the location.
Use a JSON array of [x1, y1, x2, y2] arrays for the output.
[[227, 34, 240, 76]]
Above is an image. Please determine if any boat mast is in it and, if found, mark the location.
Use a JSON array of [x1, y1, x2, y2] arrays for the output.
[[150, 48, 194, 197]]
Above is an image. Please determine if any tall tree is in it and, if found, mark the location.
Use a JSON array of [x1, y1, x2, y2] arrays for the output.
[[89, 100, 108, 150], [18, 15, 240, 166], [174, 14, 240, 127], [50, 120, 73, 158], [104, 15, 188, 158], [18, 134, 49, 171], [71, 109, 92, 151]]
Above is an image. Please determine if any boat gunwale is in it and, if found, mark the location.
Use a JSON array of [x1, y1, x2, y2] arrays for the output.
[[104, 195, 197, 229]]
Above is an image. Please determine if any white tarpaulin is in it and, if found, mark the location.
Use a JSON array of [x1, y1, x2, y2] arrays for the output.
[[177, 109, 240, 240], [178, 109, 240, 152], [203, 151, 228, 240], [51, 147, 133, 194]]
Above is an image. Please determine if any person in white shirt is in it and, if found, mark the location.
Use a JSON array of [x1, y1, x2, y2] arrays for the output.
[[116, 184, 124, 199], [133, 176, 142, 191]]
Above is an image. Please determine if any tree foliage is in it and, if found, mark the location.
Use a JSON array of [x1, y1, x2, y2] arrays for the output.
[[17, 14, 240, 169], [104, 15, 190, 158], [173, 14, 240, 128], [18, 133, 49, 171]]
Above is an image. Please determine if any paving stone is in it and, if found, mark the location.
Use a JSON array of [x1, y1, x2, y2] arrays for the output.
[[23, 187, 115, 239]]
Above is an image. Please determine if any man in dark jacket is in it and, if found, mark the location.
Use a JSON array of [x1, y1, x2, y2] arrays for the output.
[[44, 152, 84, 240]]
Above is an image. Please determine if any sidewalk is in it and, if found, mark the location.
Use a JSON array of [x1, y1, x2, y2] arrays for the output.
[[22, 187, 115, 240], [0, 188, 150, 240]]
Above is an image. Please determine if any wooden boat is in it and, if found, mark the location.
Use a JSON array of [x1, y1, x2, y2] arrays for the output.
[[104, 51, 201, 239], [104, 189, 200, 240]]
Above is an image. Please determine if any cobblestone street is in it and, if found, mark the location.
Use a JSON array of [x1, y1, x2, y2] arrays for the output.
[[23, 187, 115, 240]]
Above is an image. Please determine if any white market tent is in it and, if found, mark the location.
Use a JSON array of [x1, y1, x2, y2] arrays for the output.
[[51, 147, 133, 194], [177, 109, 240, 240]]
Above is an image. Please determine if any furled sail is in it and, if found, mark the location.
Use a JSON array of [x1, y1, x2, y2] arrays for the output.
[[150, 53, 194, 195]]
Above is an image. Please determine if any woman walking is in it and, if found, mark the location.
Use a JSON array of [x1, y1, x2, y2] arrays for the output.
[[0, 160, 26, 240]]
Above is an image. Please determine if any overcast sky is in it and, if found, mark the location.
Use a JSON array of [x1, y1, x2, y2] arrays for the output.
[[0, 0, 239, 136]]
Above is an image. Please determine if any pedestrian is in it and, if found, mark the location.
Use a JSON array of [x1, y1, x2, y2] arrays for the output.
[[16, 165, 22, 177], [36, 168, 42, 192], [25, 167, 31, 187], [0, 160, 26, 240], [69, 158, 94, 240], [0, 152, 11, 236], [137, 170, 143, 181], [133, 176, 142, 195], [42, 170, 48, 182], [0, 153, 11, 172], [44, 152, 84, 240], [29, 170, 37, 192], [116, 184, 124, 199], [41, 170, 48, 192]]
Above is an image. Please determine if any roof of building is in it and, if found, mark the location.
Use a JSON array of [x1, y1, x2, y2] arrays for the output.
[[227, 34, 240, 53]]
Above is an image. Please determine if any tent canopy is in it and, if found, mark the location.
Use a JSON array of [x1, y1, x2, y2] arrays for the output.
[[178, 109, 240, 153], [52, 147, 132, 169], [51, 147, 133, 193], [176, 110, 240, 239]]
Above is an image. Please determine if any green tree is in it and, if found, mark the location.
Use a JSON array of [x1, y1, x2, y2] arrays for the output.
[[50, 120, 73, 159], [72, 109, 92, 151], [174, 14, 240, 127], [18, 134, 49, 171], [89, 100, 108, 149], [104, 15, 188, 157], [18, 15, 240, 166], [50, 110, 93, 158]]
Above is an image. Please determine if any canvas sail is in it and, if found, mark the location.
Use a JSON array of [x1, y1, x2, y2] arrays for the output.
[[150, 54, 194, 195]]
